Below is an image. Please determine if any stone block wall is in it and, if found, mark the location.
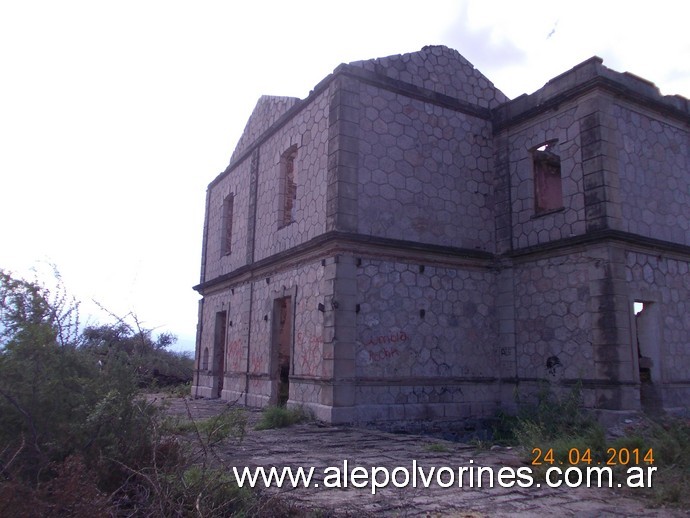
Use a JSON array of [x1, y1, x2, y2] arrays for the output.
[[357, 83, 495, 251], [192, 288, 235, 399], [194, 257, 330, 410], [625, 251, 690, 407], [203, 158, 252, 281], [220, 283, 250, 399], [230, 96, 300, 164], [511, 244, 644, 411], [513, 251, 595, 381], [253, 88, 331, 262], [614, 103, 690, 246], [195, 47, 690, 425], [348, 45, 508, 109], [245, 260, 327, 406], [353, 257, 500, 423], [499, 104, 588, 250]]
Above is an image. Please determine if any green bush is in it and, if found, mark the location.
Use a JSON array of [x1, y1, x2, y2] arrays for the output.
[[177, 466, 256, 516], [503, 380, 690, 507], [81, 322, 193, 388], [168, 407, 248, 444], [611, 417, 690, 506], [1, 273, 162, 474], [255, 405, 309, 430], [516, 382, 597, 439], [0, 269, 254, 516], [507, 383, 605, 469], [424, 442, 451, 453]]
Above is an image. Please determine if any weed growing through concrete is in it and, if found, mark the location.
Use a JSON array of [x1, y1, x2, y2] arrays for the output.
[[611, 417, 690, 506], [496, 382, 690, 507], [255, 406, 310, 430], [423, 442, 451, 453], [167, 407, 248, 444]]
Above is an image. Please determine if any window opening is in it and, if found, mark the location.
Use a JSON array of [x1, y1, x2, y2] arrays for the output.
[[533, 141, 563, 214], [221, 194, 234, 255], [280, 146, 298, 228]]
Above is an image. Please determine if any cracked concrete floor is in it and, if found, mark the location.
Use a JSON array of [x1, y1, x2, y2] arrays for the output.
[[151, 394, 687, 517]]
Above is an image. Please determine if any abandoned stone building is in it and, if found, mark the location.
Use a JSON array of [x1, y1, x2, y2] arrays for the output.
[[192, 46, 690, 425]]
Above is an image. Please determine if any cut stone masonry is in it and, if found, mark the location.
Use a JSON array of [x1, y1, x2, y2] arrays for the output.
[[193, 45, 690, 427]]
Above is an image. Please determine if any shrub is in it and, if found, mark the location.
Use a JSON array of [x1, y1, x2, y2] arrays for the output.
[[424, 442, 451, 453], [0, 455, 109, 517], [168, 407, 248, 445], [81, 322, 193, 388], [516, 382, 596, 439], [255, 406, 309, 430], [507, 383, 605, 469], [0, 269, 254, 516], [610, 417, 690, 506], [504, 381, 690, 507]]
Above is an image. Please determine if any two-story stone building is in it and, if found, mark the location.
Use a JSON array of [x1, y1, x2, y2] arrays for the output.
[[192, 46, 690, 426]]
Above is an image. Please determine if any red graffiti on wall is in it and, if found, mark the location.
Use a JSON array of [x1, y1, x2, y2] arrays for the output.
[[226, 340, 243, 371], [296, 331, 322, 377], [364, 331, 408, 347], [362, 330, 408, 363], [368, 347, 399, 362], [249, 355, 264, 374], [297, 332, 322, 346]]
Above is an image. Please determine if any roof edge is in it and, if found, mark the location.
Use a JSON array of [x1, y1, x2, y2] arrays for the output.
[[494, 56, 690, 130]]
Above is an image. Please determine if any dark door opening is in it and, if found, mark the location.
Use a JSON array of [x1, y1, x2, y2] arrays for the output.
[[214, 311, 227, 398], [271, 297, 292, 406], [633, 301, 663, 413]]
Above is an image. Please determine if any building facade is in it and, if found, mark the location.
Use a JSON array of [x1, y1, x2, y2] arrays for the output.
[[192, 46, 690, 425]]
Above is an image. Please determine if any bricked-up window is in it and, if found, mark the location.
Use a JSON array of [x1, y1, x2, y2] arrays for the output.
[[220, 194, 234, 255], [280, 145, 298, 228], [533, 141, 563, 214]]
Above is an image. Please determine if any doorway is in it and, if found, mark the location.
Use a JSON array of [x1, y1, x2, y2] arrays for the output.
[[213, 311, 227, 398], [271, 297, 293, 406], [633, 301, 663, 412]]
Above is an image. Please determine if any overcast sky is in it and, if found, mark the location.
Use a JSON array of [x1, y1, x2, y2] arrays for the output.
[[2, 1, 689, 352]]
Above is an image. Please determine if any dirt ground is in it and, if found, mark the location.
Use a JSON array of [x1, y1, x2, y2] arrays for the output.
[[149, 394, 687, 517]]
